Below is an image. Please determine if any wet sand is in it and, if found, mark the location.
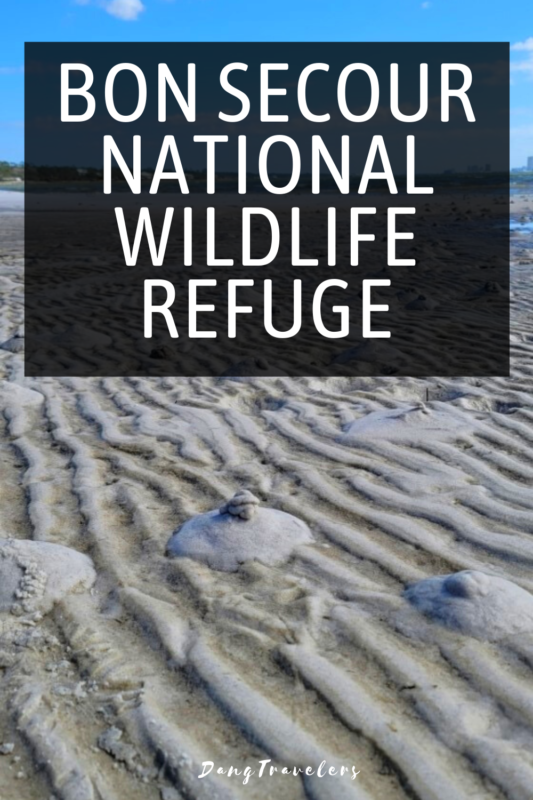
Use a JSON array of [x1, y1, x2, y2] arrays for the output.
[[0, 190, 533, 800]]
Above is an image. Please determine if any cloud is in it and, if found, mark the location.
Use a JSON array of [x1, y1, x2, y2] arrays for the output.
[[421, 2, 431, 8], [511, 55, 533, 79], [74, 0, 145, 20], [511, 37, 533, 80], [0, 66, 24, 75], [512, 59, 533, 73], [511, 37, 533, 52], [104, 0, 145, 20], [511, 106, 533, 118]]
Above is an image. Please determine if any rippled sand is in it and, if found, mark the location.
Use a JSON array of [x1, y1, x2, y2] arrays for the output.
[[1, 192, 533, 800]]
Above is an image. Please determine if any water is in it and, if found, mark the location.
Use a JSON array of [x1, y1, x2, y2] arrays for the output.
[[510, 220, 533, 234], [0, 190, 24, 212], [1, 187, 532, 235]]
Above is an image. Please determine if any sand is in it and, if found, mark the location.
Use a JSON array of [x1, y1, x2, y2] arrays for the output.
[[1, 188, 533, 800]]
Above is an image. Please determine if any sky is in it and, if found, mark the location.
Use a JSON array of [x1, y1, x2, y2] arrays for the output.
[[0, 0, 532, 166]]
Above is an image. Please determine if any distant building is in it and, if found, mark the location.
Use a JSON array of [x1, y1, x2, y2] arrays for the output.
[[528, 156, 533, 171]]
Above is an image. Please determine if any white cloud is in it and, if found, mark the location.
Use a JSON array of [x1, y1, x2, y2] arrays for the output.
[[512, 60, 533, 73], [421, 2, 431, 8], [105, 0, 145, 19], [104, 0, 145, 19], [0, 66, 24, 75], [511, 55, 533, 80], [511, 37, 533, 52], [75, 0, 145, 20], [511, 37, 533, 80]]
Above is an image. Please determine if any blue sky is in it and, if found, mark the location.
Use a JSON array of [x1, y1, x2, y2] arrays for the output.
[[0, 0, 532, 166]]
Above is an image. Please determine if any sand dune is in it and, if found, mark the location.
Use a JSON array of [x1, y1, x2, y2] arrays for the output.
[[1, 196, 533, 800]]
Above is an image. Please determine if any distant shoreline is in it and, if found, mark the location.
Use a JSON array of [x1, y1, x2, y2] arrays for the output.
[[0, 182, 24, 192]]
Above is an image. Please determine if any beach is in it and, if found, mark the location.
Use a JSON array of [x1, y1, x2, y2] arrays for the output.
[[1, 186, 533, 800]]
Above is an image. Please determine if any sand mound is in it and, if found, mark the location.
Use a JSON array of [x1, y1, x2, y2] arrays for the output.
[[395, 288, 420, 304], [166, 490, 313, 571], [0, 380, 43, 409], [405, 294, 439, 310], [0, 539, 96, 617], [405, 570, 533, 641], [472, 280, 505, 297], [340, 403, 476, 444], [0, 333, 24, 353]]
